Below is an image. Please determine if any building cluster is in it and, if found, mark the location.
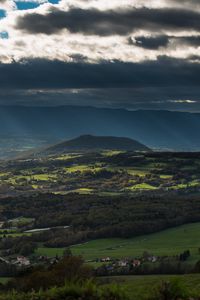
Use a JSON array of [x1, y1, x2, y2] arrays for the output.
[[99, 254, 158, 266]]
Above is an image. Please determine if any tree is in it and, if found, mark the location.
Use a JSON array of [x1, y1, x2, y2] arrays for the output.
[[63, 248, 72, 257], [152, 279, 189, 300]]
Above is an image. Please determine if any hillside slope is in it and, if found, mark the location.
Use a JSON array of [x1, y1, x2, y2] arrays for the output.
[[43, 135, 150, 154]]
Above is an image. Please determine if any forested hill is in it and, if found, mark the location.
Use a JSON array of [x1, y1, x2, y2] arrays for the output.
[[43, 135, 150, 154]]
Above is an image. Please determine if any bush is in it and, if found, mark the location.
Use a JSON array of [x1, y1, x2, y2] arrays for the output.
[[101, 284, 129, 300], [6, 256, 93, 292], [151, 278, 189, 300], [0, 281, 130, 300]]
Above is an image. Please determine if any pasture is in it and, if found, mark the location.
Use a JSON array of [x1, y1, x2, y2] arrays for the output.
[[71, 223, 200, 261], [107, 274, 200, 299]]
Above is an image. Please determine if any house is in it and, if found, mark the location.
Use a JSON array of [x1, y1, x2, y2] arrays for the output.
[[148, 256, 157, 263], [118, 260, 128, 267], [50, 257, 60, 264], [14, 256, 30, 266], [38, 255, 49, 262], [101, 257, 111, 262], [132, 259, 141, 267]]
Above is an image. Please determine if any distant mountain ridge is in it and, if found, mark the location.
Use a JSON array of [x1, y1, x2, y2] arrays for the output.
[[44, 135, 150, 154], [0, 105, 200, 151]]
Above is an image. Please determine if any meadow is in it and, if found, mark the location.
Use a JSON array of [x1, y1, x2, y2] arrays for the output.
[[107, 274, 200, 299], [71, 223, 200, 262]]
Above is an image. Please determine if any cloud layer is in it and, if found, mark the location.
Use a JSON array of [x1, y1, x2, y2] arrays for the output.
[[0, 0, 200, 110], [16, 7, 200, 36], [1, 57, 200, 89]]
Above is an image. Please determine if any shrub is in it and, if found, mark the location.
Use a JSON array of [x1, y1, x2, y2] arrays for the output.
[[6, 256, 93, 292], [150, 278, 189, 300], [0, 281, 129, 300], [101, 284, 129, 300]]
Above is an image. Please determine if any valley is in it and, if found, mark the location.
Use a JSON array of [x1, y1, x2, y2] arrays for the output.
[[0, 140, 199, 299]]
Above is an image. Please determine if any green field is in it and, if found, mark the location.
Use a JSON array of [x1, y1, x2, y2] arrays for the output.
[[127, 183, 157, 190], [0, 278, 11, 284], [106, 274, 200, 299], [71, 223, 200, 261], [7, 216, 35, 227]]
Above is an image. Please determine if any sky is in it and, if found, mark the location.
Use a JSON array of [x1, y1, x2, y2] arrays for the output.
[[0, 0, 200, 111]]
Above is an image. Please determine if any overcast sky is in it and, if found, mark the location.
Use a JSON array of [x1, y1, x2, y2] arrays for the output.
[[0, 0, 200, 110]]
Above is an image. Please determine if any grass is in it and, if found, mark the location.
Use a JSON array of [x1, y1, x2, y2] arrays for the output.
[[54, 154, 82, 161], [0, 172, 10, 178], [170, 180, 200, 190], [53, 188, 94, 195], [31, 174, 57, 181], [124, 168, 148, 177], [0, 277, 11, 284], [65, 165, 102, 173], [32, 184, 40, 189], [75, 188, 94, 194], [102, 150, 124, 157], [127, 183, 157, 190], [160, 175, 173, 179], [8, 217, 35, 227], [71, 223, 200, 261], [5, 173, 57, 185], [106, 274, 200, 299]]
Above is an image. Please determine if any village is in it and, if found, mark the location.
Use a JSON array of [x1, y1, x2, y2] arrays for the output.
[[93, 250, 192, 276], [0, 248, 192, 279]]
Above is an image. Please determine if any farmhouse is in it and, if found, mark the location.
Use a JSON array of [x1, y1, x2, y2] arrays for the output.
[[132, 259, 141, 267], [14, 256, 30, 266], [118, 260, 128, 267], [101, 257, 111, 262]]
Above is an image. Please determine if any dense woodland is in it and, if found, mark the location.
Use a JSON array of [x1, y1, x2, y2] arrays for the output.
[[0, 191, 200, 249]]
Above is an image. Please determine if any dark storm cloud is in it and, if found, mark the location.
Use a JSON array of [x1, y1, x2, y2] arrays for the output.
[[0, 58, 200, 110], [0, 57, 200, 90], [16, 7, 200, 36], [129, 35, 200, 50], [179, 36, 200, 47], [129, 35, 169, 50]]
